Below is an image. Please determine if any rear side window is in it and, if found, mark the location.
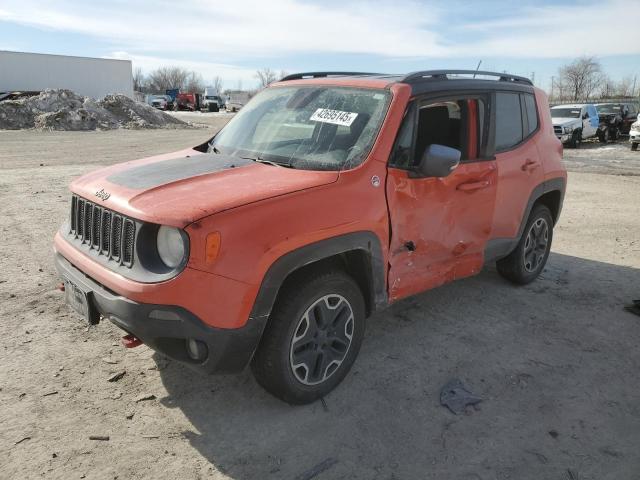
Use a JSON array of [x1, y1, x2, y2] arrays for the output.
[[495, 92, 523, 151], [523, 94, 538, 136]]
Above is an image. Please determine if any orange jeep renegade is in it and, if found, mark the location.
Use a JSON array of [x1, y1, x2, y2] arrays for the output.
[[55, 71, 566, 404]]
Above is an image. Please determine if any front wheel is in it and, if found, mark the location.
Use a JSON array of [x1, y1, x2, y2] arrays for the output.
[[632, 143, 639, 151], [496, 204, 554, 285], [251, 270, 365, 404], [598, 128, 610, 143], [569, 130, 582, 148]]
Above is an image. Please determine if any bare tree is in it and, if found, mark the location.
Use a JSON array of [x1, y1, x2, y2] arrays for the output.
[[279, 70, 289, 80], [557, 56, 603, 101], [147, 66, 190, 93], [255, 68, 277, 88], [185, 71, 205, 93], [211, 76, 224, 94], [132, 67, 146, 92]]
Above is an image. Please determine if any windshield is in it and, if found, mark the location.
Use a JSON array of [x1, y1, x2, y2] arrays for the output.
[[209, 86, 390, 170], [596, 104, 620, 114], [551, 108, 580, 118]]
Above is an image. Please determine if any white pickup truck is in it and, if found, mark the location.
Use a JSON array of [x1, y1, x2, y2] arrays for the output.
[[630, 114, 640, 151], [550, 104, 599, 148]]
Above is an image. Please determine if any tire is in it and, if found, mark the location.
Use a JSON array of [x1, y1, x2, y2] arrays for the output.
[[598, 128, 610, 143], [569, 129, 582, 148], [251, 269, 366, 404], [610, 128, 618, 141], [496, 204, 554, 285], [632, 143, 639, 151]]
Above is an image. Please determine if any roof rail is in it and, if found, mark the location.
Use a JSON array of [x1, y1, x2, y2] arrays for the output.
[[401, 70, 533, 86], [279, 71, 383, 81]]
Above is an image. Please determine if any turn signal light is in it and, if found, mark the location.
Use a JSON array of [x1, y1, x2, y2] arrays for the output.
[[205, 232, 221, 263]]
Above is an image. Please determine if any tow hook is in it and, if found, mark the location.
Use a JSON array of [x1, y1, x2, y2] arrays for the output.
[[121, 334, 143, 348]]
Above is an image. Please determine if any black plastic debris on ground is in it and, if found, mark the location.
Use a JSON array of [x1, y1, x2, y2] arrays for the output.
[[440, 379, 483, 415], [624, 299, 640, 317]]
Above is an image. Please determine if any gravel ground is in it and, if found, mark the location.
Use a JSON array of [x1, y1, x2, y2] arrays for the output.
[[1, 126, 639, 480], [561, 137, 640, 176]]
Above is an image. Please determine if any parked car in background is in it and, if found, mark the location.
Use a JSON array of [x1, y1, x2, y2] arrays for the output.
[[550, 104, 599, 148], [629, 114, 640, 151], [54, 70, 566, 404], [595, 103, 638, 136], [148, 94, 173, 111], [225, 101, 243, 112], [225, 91, 251, 112]]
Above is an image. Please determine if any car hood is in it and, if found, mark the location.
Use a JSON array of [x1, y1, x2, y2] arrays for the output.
[[552, 117, 581, 127], [69, 148, 339, 227]]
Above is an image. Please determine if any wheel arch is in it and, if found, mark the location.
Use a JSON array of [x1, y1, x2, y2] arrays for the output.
[[248, 232, 388, 327], [484, 177, 565, 263]]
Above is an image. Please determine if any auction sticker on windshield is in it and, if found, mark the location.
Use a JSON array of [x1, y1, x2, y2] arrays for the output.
[[310, 108, 358, 127]]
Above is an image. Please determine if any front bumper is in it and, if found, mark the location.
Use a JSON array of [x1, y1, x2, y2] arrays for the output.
[[629, 130, 640, 143], [556, 133, 572, 143], [55, 253, 265, 374]]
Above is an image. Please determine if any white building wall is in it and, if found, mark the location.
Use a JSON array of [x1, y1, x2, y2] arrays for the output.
[[0, 51, 133, 98]]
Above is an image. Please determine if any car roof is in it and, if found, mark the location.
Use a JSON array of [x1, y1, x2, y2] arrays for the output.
[[274, 70, 536, 96], [552, 104, 590, 109]]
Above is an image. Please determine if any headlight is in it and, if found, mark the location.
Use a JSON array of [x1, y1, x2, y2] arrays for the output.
[[157, 226, 187, 268], [563, 125, 574, 134]]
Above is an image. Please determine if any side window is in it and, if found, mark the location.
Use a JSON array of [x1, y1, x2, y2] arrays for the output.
[[414, 98, 484, 164], [390, 97, 486, 168], [495, 92, 523, 151], [523, 93, 538, 136], [589, 105, 598, 118], [389, 103, 416, 168]]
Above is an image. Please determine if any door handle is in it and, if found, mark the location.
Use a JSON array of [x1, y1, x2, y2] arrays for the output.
[[521, 159, 540, 171], [456, 180, 490, 192]]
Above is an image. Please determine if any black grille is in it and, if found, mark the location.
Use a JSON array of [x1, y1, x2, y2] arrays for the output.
[[69, 195, 135, 267], [553, 125, 563, 135]]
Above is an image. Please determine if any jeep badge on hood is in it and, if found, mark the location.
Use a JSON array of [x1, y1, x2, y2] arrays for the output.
[[95, 188, 111, 201]]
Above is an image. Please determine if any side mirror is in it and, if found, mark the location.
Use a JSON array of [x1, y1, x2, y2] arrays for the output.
[[412, 144, 461, 178], [582, 113, 588, 119]]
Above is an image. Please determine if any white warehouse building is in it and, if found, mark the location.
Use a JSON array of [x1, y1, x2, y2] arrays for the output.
[[0, 50, 133, 99]]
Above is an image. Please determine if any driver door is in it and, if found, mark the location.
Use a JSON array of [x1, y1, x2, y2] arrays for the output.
[[386, 96, 497, 302]]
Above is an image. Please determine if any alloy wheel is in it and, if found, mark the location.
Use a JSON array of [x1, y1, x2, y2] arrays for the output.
[[523, 218, 549, 272], [289, 294, 354, 385]]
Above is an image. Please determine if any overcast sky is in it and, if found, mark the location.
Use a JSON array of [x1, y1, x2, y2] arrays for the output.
[[1, 0, 639, 91]]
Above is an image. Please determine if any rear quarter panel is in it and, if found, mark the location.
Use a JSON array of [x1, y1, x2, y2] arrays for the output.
[[535, 89, 566, 183]]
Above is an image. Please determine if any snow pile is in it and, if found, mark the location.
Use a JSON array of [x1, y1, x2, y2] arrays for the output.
[[0, 89, 189, 130]]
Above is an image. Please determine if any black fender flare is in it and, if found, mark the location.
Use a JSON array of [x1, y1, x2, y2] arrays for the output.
[[485, 177, 566, 263], [248, 231, 387, 325]]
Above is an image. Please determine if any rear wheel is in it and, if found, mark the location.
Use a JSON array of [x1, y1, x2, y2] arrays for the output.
[[251, 269, 365, 404], [497, 204, 553, 285]]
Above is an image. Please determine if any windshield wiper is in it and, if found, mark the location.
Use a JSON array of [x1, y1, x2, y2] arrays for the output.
[[240, 156, 293, 168]]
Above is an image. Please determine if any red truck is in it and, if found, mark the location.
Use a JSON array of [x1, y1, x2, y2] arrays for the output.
[[174, 93, 200, 111]]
